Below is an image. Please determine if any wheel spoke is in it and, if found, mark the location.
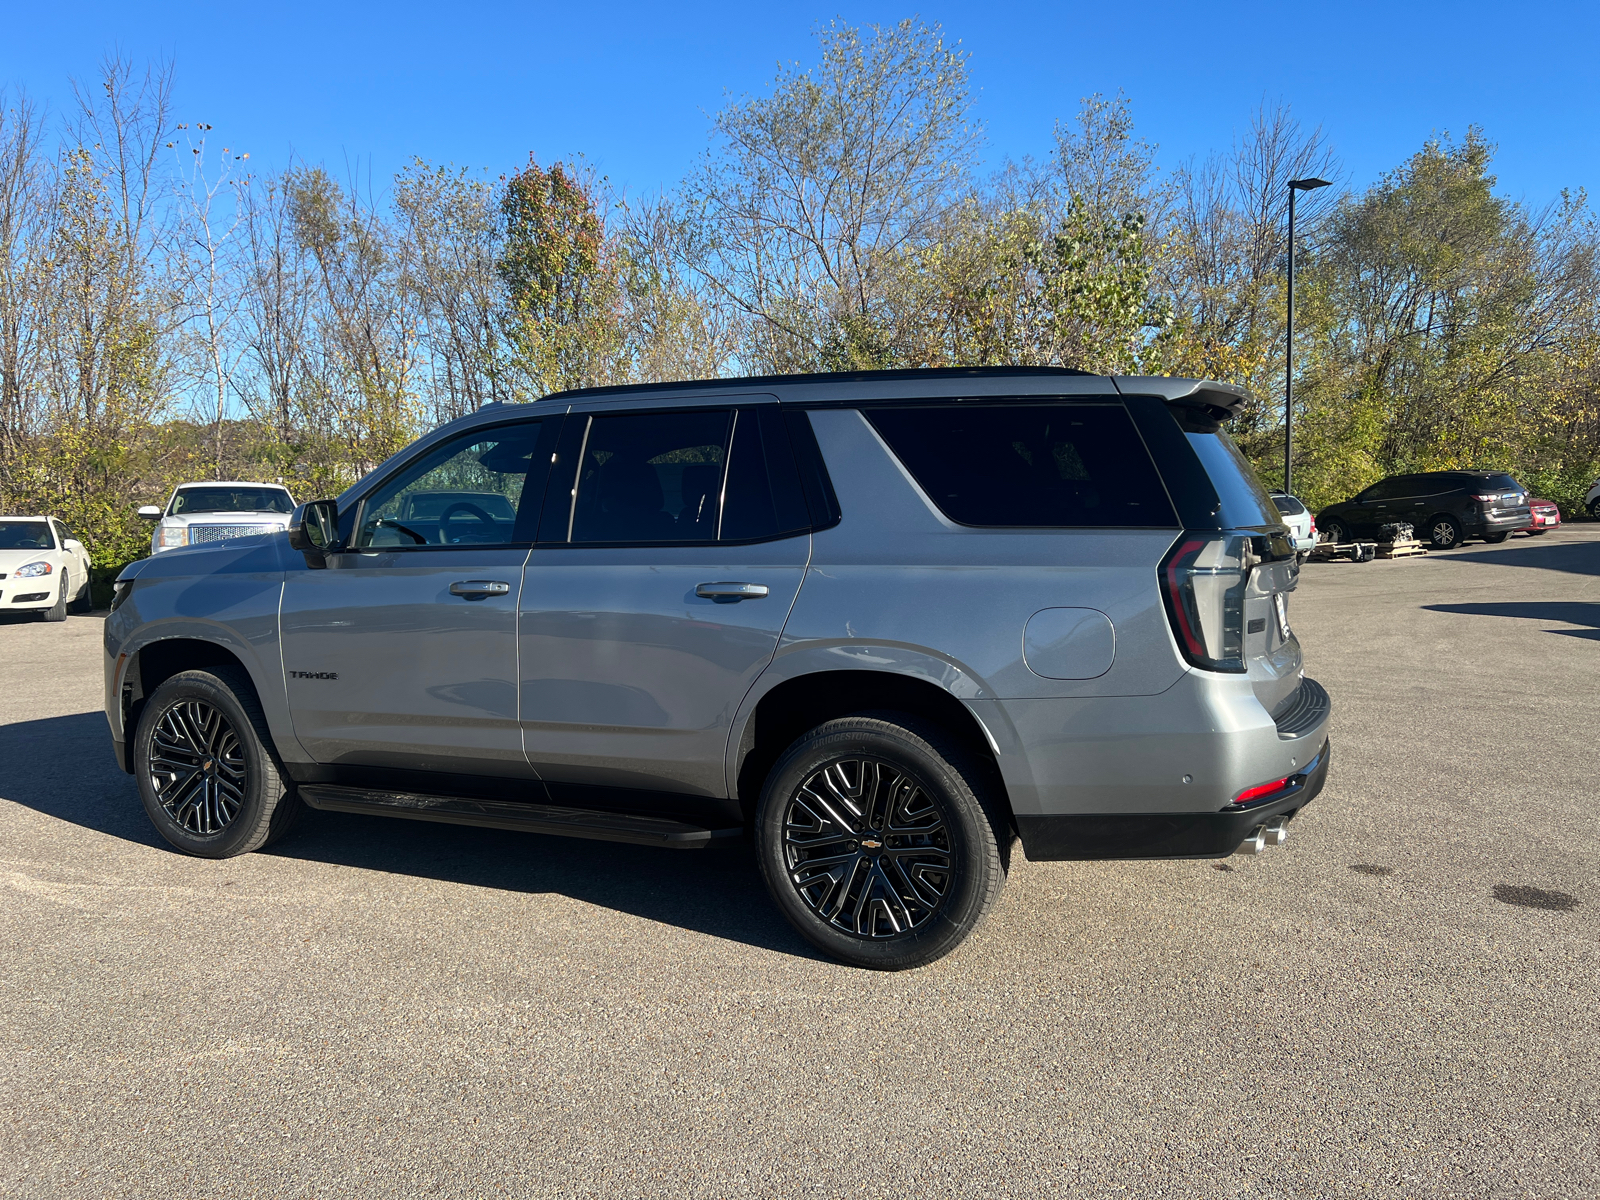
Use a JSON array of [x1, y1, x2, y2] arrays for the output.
[[144, 697, 247, 837], [782, 755, 955, 941]]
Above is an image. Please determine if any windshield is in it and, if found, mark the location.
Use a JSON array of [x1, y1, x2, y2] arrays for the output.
[[170, 486, 294, 515], [0, 521, 55, 550]]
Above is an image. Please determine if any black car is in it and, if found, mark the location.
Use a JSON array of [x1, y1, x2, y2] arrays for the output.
[[1316, 471, 1532, 549]]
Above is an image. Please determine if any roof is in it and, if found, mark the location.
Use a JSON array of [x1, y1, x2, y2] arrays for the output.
[[172, 480, 292, 489]]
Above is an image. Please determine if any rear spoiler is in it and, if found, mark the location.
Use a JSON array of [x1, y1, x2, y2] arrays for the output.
[[1112, 377, 1250, 422]]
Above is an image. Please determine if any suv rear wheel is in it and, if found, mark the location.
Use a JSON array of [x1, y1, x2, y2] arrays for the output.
[[1321, 518, 1350, 545], [1427, 516, 1462, 548], [1483, 531, 1509, 544], [134, 667, 302, 858], [755, 713, 1007, 970]]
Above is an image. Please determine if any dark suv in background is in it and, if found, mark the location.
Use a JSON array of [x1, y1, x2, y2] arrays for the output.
[[1317, 471, 1531, 549]]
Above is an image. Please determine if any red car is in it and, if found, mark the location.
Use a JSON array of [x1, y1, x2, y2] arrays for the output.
[[1526, 498, 1561, 535]]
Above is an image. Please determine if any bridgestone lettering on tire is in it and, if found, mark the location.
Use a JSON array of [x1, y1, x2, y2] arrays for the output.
[[134, 666, 302, 858], [756, 713, 1007, 970]]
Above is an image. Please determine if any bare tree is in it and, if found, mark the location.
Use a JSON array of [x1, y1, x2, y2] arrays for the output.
[[684, 18, 980, 371], [168, 122, 249, 476], [0, 89, 51, 489]]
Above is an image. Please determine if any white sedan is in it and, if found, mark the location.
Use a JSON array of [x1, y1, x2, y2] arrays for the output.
[[0, 516, 93, 620]]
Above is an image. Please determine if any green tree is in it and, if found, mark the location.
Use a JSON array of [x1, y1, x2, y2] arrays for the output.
[[497, 156, 621, 394]]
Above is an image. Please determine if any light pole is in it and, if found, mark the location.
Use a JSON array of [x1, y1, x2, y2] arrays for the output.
[[1284, 176, 1330, 495]]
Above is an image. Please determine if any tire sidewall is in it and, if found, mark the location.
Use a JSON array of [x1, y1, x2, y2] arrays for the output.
[[135, 670, 279, 858], [755, 719, 999, 970]]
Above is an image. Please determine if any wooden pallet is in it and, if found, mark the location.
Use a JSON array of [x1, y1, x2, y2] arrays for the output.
[[1375, 539, 1429, 559]]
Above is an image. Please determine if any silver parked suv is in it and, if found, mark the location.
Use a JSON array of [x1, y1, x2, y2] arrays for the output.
[[104, 369, 1331, 969]]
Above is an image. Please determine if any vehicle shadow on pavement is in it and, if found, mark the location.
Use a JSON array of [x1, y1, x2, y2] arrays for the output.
[[1423, 601, 1600, 639], [0, 711, 821, 960], [268, 811, 826, 960], [1443, 538, 1600, 576], [0, 711, 166, 847]]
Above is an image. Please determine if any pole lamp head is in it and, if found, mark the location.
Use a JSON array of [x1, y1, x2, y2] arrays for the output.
[[1289, 177, 1332, 193]]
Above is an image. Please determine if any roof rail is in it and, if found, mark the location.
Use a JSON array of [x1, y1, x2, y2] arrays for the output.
[[544, 365, 1098, 402]]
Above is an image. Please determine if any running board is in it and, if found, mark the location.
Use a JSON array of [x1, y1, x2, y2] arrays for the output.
[[297, 784, 743, 850]]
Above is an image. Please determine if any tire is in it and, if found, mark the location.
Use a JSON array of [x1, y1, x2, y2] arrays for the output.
[[1483, 532, 1509, 544], [1322, 519, 1350, 545], [1426, 515, 1461, 549], [1527, 529, 1546, 536], [1590, 500, 1600, 521], [134, 666, 299, 858], [755, 713, 1008, 970], [42, 572, 68, 621]]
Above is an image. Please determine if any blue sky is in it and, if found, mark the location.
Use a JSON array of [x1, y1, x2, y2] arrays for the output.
[[3, 1, 1597, 208]]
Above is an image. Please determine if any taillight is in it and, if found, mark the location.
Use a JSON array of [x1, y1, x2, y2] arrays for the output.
[[1235, 776, 1291, 805], [1159, 533, 1249, 673]]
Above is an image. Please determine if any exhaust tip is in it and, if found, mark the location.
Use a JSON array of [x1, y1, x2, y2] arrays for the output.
[[1235, 826, 1267, 856], [1263, 819, 1289, 847]]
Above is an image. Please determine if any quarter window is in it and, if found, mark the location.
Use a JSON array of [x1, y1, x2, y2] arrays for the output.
[[353, 421, 544, 549], [866, 402, 1177, 528]]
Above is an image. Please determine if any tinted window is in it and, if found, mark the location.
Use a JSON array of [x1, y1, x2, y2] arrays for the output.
[[1181, 428, 1279, 528], [867, 403, 1176, 528], [720, 408, 809, 541], [1482, 474, 1521, 492], [171, 486, 294, 515], [0, 521, 53, 550], [1356, 477, 1411, 502], [571, 410, 731, 543], [1270, 494, 1306, 517], [354, 421, 543, 548]]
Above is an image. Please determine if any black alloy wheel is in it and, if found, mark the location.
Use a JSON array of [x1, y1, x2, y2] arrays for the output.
[[1427, 516, 1461, 549], [149, 698, 248, 834], [1322, 519, 1349, 545], [785, 757, 953, 938], [756, 713, 1007, 970], [135, 667, 301, 857]]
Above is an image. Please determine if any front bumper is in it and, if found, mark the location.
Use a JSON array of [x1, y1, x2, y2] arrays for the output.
[[1, 574, 64, 610], [1015, 740, 1330, 860]]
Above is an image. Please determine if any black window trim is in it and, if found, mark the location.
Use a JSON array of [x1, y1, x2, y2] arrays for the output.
[[533, 403, 821, 549], [342, 415, 555, 554], [860, 396, 1185, 532]]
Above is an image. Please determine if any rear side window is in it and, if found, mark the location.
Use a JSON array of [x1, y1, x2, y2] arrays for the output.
[[565, 407, 810, 544], [1271, 494, 1306, 517], [865, 403, 1177, 528], [1182, 428, 1279, 528]]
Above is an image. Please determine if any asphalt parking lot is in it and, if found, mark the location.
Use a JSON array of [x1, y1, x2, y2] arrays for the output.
[[2, 529, 1596, 1199]]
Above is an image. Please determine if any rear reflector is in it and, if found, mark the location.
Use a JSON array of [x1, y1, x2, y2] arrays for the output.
[[1234, 776, 1291, 805]]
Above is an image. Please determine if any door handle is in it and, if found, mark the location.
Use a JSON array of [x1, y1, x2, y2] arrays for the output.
[[696, 582, 770, 602], [449, 580, 511, 599]]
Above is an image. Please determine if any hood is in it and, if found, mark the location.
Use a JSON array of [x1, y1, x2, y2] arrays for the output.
[[164, 509, 292, 525]]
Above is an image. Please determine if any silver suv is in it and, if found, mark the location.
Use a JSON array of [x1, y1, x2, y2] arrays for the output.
[[104, 369, 1331, 969]]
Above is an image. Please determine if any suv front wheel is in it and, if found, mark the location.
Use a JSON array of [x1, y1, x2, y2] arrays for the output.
[[755, 714, 1008, 970], [134, 667, 302, 858]]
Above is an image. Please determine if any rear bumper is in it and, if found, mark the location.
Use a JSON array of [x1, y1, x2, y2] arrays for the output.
[[1016, 740, 1330, 860]]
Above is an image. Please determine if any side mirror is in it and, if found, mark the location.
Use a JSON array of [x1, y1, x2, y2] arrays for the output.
[[287, 499, 341, 561], [137, 505, 162, 520]]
